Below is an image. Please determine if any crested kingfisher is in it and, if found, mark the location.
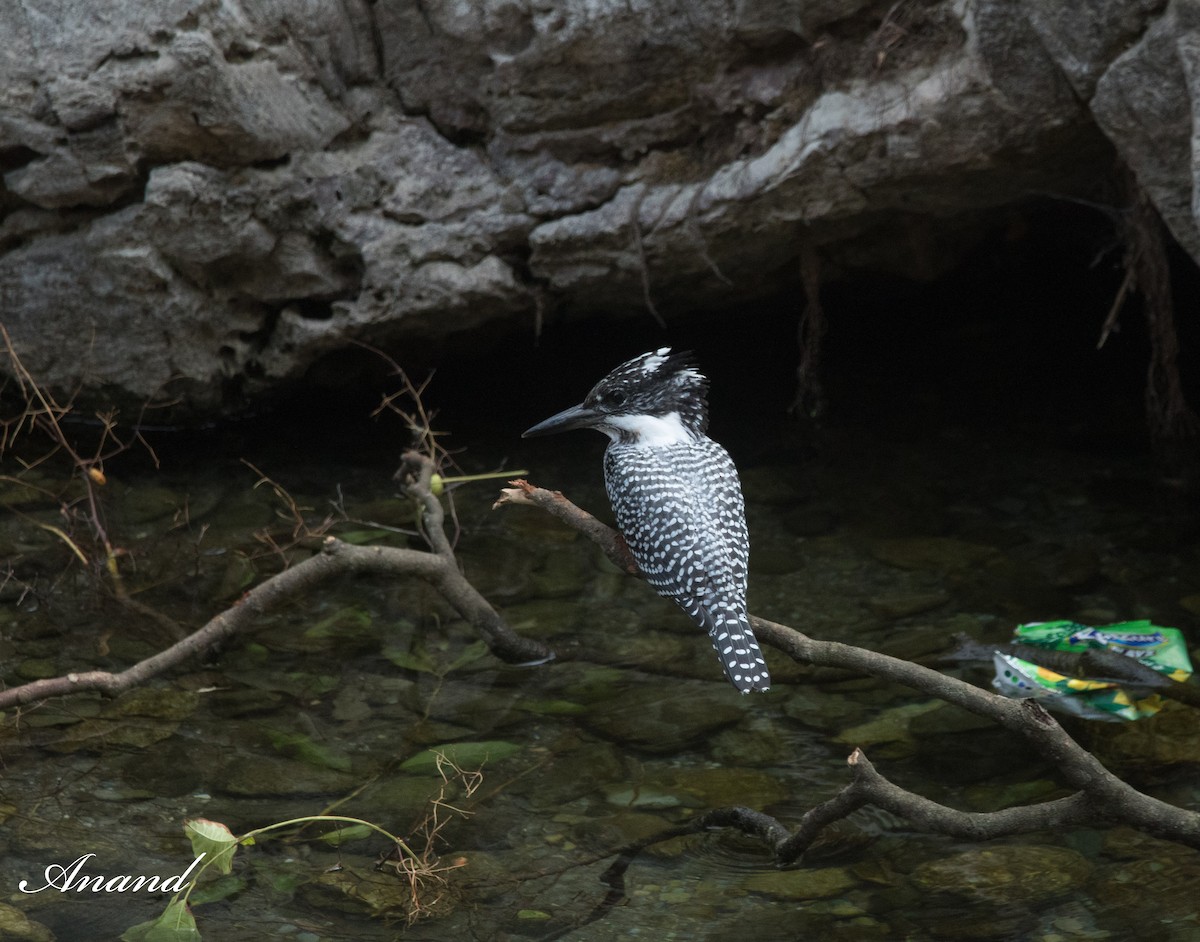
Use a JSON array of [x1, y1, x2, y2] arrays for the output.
[[523, 347, 769, 694]]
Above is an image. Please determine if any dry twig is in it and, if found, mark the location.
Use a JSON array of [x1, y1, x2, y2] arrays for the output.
[[375, 753, 480, 924], [0, 325, 167, 597]]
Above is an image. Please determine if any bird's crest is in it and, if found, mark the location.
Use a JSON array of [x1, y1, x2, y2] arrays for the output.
[[583, 347, 710, 435]]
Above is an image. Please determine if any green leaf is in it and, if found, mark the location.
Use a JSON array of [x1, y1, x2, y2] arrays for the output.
[[184, 819, 238, 875], [399, 740, 520, 775], [120, 899, 202, 941], [518, 909, 552, 920], [518, 698, 587, 715], [444, 639, 491, 673], [252, 857, 306, 897], [304, 607, 373, 639], [318, 823, 374, 846], [384, 639, 490, 675], [283, 672, 341, 695], [187, 874, 246, 905], [267, 730, 353, 772], [382, 644, 437, 674]]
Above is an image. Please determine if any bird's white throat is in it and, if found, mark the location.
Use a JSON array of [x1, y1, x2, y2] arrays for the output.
[[603, 411, 694, 445]]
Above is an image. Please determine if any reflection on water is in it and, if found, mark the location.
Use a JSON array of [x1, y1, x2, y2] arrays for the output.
[[0, 395, 1198, 942]]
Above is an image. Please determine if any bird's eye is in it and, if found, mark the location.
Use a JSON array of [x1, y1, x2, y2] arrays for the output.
[[599, 390, 627, 409]]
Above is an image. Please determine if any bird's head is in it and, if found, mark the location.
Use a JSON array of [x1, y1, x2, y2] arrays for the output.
[[523, 347, 710, 444]]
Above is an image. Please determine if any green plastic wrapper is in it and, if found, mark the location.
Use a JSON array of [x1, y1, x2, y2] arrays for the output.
[[992, 620, 1193, 722]]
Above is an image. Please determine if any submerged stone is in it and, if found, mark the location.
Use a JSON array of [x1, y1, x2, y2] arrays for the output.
[[580, 685, 745, 753], [0, 902, 55, 942], [867, 592, 949, 620], [961, 778, 1064, 814], [528, 547, 593, 599], [907, 703, 995, 737], [206, 686, 284, 718], [119, 740, 204, 797], [303, 863, 428, 918], [212, 755, 357, 797], [526, 737, 625, 805], [603, 786, 684, 810], [578, 811, 683, 846], [711, 719, 795, 767], [1089, 701, 1200, 767], [14, 659, 59, 680], [111, 483, 185, 526], [835, 700, 943, 750], [869, 537, 998, 572], [43, 688, 200, 753], [639, 765, 791, 811], [355, 774, 450, 821], [911, 845, 1092, 904], [744, 866, 858, 900]]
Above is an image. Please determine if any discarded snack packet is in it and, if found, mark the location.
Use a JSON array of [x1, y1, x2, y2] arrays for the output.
[[992, 620, 1194, 721]]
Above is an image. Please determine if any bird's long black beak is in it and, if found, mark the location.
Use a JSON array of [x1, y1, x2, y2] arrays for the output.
[[522, 402, 600, 438]]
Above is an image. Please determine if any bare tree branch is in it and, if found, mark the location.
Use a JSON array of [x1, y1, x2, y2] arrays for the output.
[[496, 480, 1200, 861], [495, 480, 638, 573], [0, 453, 553, 711]]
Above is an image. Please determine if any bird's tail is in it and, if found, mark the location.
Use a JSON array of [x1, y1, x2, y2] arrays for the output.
[[682, 599, 770, 693]]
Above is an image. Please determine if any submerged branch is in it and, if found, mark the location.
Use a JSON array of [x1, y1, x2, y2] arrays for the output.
[[497, 481, 1200, 862]]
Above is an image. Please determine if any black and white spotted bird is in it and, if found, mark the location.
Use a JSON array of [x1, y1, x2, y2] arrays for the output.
[[523, 347, 769, 693]]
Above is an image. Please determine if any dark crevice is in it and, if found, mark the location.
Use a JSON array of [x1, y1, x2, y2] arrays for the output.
[[245, 153, 292, 171], [325, 121, 374, 152], [424, 111, 490, 149], [229, 304, 281, 357], [362, 0, 391, 87], [283, 298, 336, 321], [0, 160, 152, 252], [0, 145, 41, 175]]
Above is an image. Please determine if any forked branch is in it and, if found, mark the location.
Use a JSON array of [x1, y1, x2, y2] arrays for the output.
[[0, 453, 552, 710], [495, 480, 1200, 862]]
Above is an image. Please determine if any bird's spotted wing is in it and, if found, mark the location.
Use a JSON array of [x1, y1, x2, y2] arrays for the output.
[[603, 440, 769, 692]]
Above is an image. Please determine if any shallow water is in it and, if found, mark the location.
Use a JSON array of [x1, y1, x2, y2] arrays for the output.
[[1, 379, 1199, 942]]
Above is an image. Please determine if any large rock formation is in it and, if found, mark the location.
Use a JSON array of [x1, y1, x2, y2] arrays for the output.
[[0, 0, 1192, 414]]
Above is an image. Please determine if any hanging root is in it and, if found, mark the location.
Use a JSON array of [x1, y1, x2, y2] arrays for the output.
[[790, 240, 827, 420], [1113, 168, 1200, 465]]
